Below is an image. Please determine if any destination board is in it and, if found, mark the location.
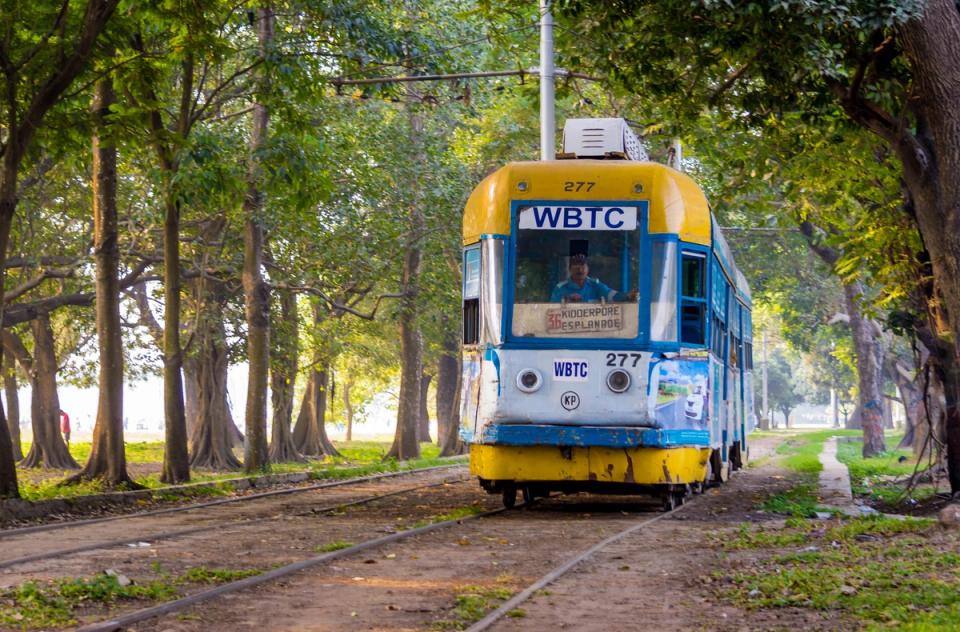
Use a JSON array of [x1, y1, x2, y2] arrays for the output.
[[546, 304, 624, 335]]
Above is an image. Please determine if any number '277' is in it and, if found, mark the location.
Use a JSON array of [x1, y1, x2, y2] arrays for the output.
[[563, 181, 595, 192]]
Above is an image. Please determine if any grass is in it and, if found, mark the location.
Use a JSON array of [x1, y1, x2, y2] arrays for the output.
[[773, 428, 861, 477], [0, 566, 263, 629], [410, 506, 486, 529], [13, 440, 466, 503], [315, 540, 354, 553], [835, 436, 937, 506], [432, 582, 516, 630], [717, 515, 958, 629]]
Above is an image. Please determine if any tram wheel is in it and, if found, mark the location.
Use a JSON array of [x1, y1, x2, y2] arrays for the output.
[[709, 448, 729, 485], [521, 485, 535, 505], [502, 485, 517, 509], [662, 490, 685, 511]]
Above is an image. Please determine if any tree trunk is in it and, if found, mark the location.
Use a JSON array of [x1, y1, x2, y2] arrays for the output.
[[293, 367, 339, 457], [20, 314, 78, 469], [842, 282, 887, 456], [188, 323, 242, 470], [343, 379, 354, 442], [160, 189, 190, 484], [0, 182, 21, 496], [70, 76, 134, 485], [269, 290, 303, 463], [438, 352, 463, 457], [4, 349, 22, 462], [436, 330, 463, 455], [386, 99, 425, 461], [417, 373, 432, 443], [890, 1, 960, 489], [800, 222, 885, 454], [241, 6, 274, 474]]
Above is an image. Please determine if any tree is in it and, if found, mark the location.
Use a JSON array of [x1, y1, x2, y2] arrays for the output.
[[0, 0, 120, 497], [68, 75, 135, 485], [768, 350, 805, 428], [241, 6, 274, 474]]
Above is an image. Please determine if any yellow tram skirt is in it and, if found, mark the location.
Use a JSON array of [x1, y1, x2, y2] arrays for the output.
[[470, 444, 711, 486]]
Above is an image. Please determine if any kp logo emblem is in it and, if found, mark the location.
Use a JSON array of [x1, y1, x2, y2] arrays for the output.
[[560, 391, 580, 411]]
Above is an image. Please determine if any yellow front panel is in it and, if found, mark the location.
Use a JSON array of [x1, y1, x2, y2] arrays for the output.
[[462, 161, 711, 246], [470, 444, 711, 485]]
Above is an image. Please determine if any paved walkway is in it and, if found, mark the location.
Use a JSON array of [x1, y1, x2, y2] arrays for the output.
[[818, 436, 856, 512]]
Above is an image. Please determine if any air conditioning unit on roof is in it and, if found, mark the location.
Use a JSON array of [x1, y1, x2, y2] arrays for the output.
[[562, 118, 648, 161]]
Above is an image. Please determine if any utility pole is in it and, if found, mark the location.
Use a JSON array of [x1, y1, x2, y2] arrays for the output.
[[761, 330, 770, 429], [539, 0, 554, 160]]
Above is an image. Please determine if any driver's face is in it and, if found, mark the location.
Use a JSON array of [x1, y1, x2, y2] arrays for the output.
[[569, 261, 588, 284]]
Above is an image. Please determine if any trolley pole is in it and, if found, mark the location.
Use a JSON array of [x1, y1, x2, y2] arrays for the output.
[[539, 0, 555, 160]]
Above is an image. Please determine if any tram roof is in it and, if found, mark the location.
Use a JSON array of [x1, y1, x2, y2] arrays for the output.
[[463, 161, 712, 246]]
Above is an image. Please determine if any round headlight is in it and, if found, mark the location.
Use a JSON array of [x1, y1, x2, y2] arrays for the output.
[[606, 369, 631, 393], [516, 369, 542, 393]]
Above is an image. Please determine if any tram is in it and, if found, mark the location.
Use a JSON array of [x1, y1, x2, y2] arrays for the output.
[[459, 118, 756, 509]]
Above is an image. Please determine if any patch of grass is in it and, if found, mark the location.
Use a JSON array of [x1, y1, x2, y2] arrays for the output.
[[836, 437, 936, 506], [718, 516, 959, 628], [411, 506, 485, 529], [506, 609, 526, 618], [432, 580, 515, 629], [0, 564, 264, 630], [315, 540, 354, 553], [179, 567, 261, 584], [0, 574, 177, 630], [761, 484, 832, 518], [723, 522, 812, 550], [774, 429, 860, 477]]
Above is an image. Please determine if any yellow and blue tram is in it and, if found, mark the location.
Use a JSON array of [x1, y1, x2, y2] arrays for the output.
[[459, 119, 755, 508]]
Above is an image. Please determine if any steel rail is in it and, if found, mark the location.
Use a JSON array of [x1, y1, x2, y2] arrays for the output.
[[465, 499, 693, 632], [76, 503, 513, 632], [0, 475, 470, 571], [0, 463, 466, 540]]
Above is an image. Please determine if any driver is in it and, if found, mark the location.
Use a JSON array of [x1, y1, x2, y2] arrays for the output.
[[550, 254, 639, 303]]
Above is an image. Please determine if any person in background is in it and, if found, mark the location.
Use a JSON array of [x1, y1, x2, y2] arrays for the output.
[[60, 409, 71, 448], [550, 254, 638, 303]]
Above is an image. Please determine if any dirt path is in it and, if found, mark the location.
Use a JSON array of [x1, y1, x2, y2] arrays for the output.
[[113, 435, 843, 632], [4, 434, 850, 631]]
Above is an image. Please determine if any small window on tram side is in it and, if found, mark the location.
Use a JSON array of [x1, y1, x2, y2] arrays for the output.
[[463, 247, 480, 345], [680, 252, 707, 345]]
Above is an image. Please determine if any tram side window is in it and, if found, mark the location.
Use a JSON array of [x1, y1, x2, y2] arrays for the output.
[[744, 340, 754, 370], [710, 314, 725, 357], [463, 247, 480, 345], [650, 241, 678, 341], [680, 253, 706, 345]]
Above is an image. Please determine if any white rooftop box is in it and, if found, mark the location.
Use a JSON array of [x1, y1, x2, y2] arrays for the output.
[[562, 118, 648, 161]]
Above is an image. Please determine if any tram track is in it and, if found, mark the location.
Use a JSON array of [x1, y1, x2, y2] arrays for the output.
[[0, 462, 466, 539], [66, 491, 687, 632], [75, 502, 514, 632], [0, 473, 471, 571], [466, 496, 693, 631]]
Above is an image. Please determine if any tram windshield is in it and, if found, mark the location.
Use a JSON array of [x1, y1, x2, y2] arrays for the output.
[[511, 204, 641, 339]]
